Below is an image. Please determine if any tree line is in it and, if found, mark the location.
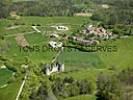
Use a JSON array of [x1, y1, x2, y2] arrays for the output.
[[0, 0, 132, 25], [0, 0, 86, 18], [91, 0, 133, 25], [29, 67, 133, 100]]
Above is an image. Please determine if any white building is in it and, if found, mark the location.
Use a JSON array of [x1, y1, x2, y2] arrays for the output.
[[50, 33, 59, 38], [0, 65, 6, 69], [49, 41, 63, 49], [85, 25, 112, 39], [45, 62, 64, 76], [51, 25, 69, 31]]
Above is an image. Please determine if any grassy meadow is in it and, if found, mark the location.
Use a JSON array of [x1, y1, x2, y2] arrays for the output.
[[58, 48, 105, 71], [0, 69, 13, 87], [98, 37, 133, 71]]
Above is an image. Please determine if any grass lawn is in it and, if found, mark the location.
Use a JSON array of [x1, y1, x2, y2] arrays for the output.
[[0, 80, 22, 100], [0, 68, 21, 100], [64, 95, 96, 100], [19, 16, 89, 26], [57, 48, 105, 71], [24, 32, 48, 45], [1, 33, 56, 64], [58, 37, 133, 72], [0, 16, 89, 38], [98, 37, 133, 71], [0, 69, 13, 87]]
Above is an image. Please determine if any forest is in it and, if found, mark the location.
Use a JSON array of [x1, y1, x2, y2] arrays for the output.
[[0, 0, 133, 25]]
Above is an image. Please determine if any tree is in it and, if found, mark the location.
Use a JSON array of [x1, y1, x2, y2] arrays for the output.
[[78, 79, 94, 94], [0, 0, 11, 18], [29, 83, 50, 100], [52, 77, 64, 96], [63, 82, 80, 97], [96, 73, 123, 100], [117, 68, 133, 100]]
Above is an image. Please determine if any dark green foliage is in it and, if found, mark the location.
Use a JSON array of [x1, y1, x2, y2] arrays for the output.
[[4, 62, 17, 72], [51, 77, 94, 99], [0, 35, 4, 40], [63, 77, 74, 83], [10, 0, 82, 17], [29, 83, 49, 100], [91, 0, 133, 25], [78, 79, 93, 94], [117, 68, 133, 100], [118, 68, 133, 86], [96, 73, 122, 100], [111, 25, 133, 36], [52, 77, 64, 96], [0, 0, 10, 18], [63, 82, 80, 97]]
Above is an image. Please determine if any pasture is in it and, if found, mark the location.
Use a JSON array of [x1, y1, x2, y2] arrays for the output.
[[64, 95, 96, 100], [0, 68, 13, 87], [98, 37, 133, 71], [0, 68, 22, 100], [0, 79, 21, 100], [58, 48, 105, 71], [58, 37, 133, 72]]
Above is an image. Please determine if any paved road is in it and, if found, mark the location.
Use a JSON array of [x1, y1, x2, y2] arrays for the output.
[[32, 26, 41, 33], [15, 73, 27, 100], [51, 47, 64, 63]]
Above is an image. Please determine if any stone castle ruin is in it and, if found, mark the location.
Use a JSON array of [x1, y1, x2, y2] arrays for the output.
[[44, 62, 64, 75]]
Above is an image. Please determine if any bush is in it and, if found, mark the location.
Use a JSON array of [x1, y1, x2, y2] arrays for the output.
[[63, 77, 74, 83], [37, 24, 41, 26], [118, 68, 133, 85], [78, 79, 94, 94]]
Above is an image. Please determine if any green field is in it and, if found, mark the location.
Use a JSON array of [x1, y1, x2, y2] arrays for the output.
[[58, 48, 105, 71], [0, 16, 89, 35], [64, 95, 96, 100], [0, 69, 13, 87], [58, 37, 133, 72], [98, 37, 133, 70], [0, 80, 21, 100], [0, 68, 21, 100]]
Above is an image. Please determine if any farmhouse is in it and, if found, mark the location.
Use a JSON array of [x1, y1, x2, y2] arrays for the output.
[[0, 65, 7, 69], [71, 36, 99, 46], [44, 62, 64, 75], [49, 41, 63, 48], [51, 25, 69, 31], [102, 4, 110, 9], [82, 25, 112, 39], [50, 33, 59, 38]]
